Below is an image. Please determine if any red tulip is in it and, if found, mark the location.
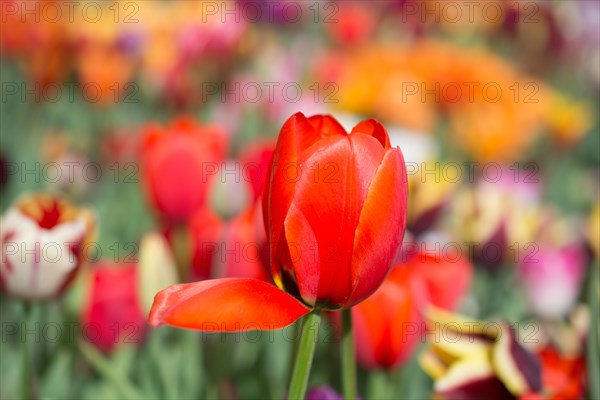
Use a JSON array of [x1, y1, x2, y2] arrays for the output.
[[140, 117, 228, 225], [353, 249, 472, 369], [82, 263, 146, 353], [189, 206, 269, 282], [353, 265, 427, 369], [238, 140, 276, 203], [536, 346, 586, 399], [353, 249, 471, 370], [263, 113, 408, 309], [149, 113, 407, 331], [409, 251, 473, 311]]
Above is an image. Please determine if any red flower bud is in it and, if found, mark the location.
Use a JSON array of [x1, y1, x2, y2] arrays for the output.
[[82, 263, 146, 353], [140, 117, 228, 225], [263, 113, 408, 309]]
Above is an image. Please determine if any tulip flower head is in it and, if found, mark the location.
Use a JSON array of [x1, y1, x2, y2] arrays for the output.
[[82, 262, 147, 353], [140, 117, 228, 225], [263, 112, 408, 310], [0, 194, 95, 300], [149, 113, 408, 331], [353, 249, 472, 370], [353, 265, 427, 369], [535, 345, 587, 399]]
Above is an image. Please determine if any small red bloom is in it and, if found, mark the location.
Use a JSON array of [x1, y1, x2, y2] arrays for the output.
[[140, 117, 228, 225], [82, 262, 146, 353], [189, 206, 269, 282], [537, 346, 586, 399], [409, 251, 473, 311], [353, 249, 472, 370], [238, 140, 276, 203], [353, 265, 427, 369]]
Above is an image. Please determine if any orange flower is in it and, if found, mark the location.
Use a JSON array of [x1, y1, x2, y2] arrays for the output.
[[76, 45, 135, 105], [315, 40, 590, 162]]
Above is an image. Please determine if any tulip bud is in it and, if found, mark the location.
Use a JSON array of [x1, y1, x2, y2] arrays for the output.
[[138, 232, 178, 315], [409, 249, 473, 311], [492, 324, 542, 396], [325, 2, 375, 46], [140, 117, 228, 225], [189, 207, 268, 282], [353, 264, 427, 370], [0, 193, 95, 300], [263, 113, 408, 309], [81, 262, 146, 353], [306, 386, 343, 400], [535, 345, 586, 399]]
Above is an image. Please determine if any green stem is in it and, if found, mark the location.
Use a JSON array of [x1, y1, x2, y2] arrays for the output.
[[22, 302, 37, 400], [341, 308, 357, 400], [588, 264, 600, 400], [22, 303, 31, 400], [288, 310, 322, 400], [78, 340, 143, 400]]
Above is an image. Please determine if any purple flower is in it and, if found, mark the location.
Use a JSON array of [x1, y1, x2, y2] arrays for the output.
[[306, 386, 343, 400]]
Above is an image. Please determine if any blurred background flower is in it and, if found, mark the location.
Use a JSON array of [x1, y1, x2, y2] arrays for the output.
[[81, 261, 147, 353], [1, 194, 95, 300]]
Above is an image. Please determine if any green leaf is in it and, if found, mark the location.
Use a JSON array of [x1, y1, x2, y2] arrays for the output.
[[40, 350, 72, 398], [77, 340, 143, 400]]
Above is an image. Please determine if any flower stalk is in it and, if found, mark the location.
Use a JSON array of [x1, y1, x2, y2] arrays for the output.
[[341, 308, 357, 400], [288, 310, 322, 399]]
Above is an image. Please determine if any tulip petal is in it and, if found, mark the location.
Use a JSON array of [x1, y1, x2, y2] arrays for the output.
[[189, 209, 225, 280], [435, 358, 514, 400], [307, 115, 347, 138], [349, 147, 408, 305], [285, 134, 369, 307], [148, 278, 310, 331], [283, 133, 388, 307], [222, 212, 269, 281], [350, 119, 391, 149], [492, 324, 541, 395], [263, 113, 318, 282], [348, 133, 386, 200], [353, 266, 424, 369]]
